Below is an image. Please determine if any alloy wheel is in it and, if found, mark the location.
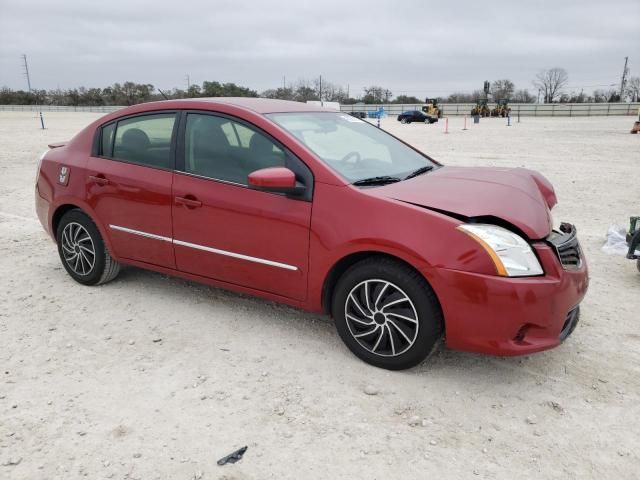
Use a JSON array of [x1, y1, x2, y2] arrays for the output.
[[344, 279, 419, 357], [61, 222, 96, 276]]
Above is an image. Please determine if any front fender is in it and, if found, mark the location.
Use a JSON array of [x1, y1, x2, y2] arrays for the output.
[[306, 182, 499, 311]]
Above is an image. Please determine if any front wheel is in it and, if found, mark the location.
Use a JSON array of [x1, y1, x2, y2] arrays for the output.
[[400, 118, 408, 124], [331, 257, 443, 370], [56, 209, 121, 286]]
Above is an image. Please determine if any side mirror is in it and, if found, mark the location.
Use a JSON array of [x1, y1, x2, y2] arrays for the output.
[[247, 167, 305, 195]]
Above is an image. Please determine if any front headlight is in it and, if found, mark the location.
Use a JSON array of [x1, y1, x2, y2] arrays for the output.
[[458, 224, 544, 277]]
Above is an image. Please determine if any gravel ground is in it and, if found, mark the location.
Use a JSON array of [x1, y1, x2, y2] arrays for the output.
[[1, 111, 639, 479]]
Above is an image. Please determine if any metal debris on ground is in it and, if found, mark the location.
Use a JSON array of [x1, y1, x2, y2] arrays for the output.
[[217, 446, 248, 466]]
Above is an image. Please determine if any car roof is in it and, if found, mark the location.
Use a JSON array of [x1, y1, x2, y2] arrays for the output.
[[152, 97, 332, 114]]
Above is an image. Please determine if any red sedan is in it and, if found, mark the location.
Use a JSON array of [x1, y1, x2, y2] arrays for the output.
[[35, 98, 588, 370]]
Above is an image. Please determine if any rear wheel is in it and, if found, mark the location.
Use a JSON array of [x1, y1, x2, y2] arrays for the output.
[[56, 209, 120, 286], [331, 257, 443, 370]]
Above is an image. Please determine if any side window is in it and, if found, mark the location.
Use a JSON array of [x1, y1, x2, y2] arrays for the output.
[[184, 113, 285, 185], [101, 122, 115, 157], [112, 113, 176, 169]]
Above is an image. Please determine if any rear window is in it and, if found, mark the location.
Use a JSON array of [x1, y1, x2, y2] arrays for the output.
[[101, 122, 115, 157], [109, 113, 176, 169]]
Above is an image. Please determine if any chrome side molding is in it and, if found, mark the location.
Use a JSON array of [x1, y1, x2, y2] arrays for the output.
[[109, 224, 298, 271]]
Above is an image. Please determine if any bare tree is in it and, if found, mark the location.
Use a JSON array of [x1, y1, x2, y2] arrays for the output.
[[290, 79, 319, 102], [362, 86, 392, 103], [533, 68, 568, 103], [312, 78, 349, 102], [626, 76, 640, 102], [490, 79, 515, 102], [592, 89, 619, 103], [511, 89, 536, 103]]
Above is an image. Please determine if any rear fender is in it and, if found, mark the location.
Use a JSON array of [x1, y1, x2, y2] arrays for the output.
[[49, 196, 116, 259]]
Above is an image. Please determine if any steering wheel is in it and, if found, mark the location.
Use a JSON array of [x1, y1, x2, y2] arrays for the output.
[[341, 151, 362, 164]]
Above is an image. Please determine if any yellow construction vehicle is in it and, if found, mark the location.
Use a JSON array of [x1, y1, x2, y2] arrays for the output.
[[421, 98, 442, 122], [491, 99, 511, 117], [471, 99, 490, 117]]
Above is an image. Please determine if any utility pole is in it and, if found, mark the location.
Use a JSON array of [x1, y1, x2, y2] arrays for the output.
[[185, 74, 190, 90], [21, 54, 32, 92], [319, 75, 322, 104], [282, 75, 286, 90], [619, 56, 629, 101], [22, 54, 44, 128], [347, 84, 349, 99]]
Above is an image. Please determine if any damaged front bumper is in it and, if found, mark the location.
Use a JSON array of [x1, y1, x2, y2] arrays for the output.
[[430, 223, 589, 356]]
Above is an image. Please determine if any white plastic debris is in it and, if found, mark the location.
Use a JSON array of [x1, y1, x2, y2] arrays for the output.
[[602, 225, 633, 256]]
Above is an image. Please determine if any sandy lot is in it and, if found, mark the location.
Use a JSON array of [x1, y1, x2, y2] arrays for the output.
[[1, 111, 639, 479]]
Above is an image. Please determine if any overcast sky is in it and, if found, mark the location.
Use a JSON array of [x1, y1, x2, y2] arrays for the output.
[[0, 0, 637, 98]]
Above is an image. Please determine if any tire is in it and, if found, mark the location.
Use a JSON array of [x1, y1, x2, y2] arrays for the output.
[[56, 209, 121, 286], [400, 118, 408, 124], [331, 256, 443, 370], [637, 259, 640, 273]]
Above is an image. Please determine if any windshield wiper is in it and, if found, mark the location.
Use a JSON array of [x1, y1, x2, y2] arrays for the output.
[[352, 176, 401, 186], [404, 165, 434, 180]]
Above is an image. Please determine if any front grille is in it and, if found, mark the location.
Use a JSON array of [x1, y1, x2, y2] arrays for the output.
[[548, 223, 582, 269]]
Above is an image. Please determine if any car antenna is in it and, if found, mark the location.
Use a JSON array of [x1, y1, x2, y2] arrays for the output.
[[157, 88, 169, 100]]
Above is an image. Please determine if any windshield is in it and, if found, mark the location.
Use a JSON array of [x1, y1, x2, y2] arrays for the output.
[[266, 112, 436, 183]]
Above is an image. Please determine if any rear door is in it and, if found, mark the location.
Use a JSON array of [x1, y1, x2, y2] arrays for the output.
[[86, 112, 177, 268], [171, 112, 312, 300]]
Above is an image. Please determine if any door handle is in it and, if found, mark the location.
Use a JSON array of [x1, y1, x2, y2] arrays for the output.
[[88, 174, 110, 186], [175, 196, 202, 208]]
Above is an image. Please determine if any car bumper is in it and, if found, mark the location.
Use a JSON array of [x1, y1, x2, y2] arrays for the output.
[[35, 185, 53, 238], [432, 241, 589, 356]]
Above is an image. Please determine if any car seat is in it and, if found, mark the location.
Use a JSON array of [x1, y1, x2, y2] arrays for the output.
[[116, 128, 151, 165], [247, 133, 284, 173]]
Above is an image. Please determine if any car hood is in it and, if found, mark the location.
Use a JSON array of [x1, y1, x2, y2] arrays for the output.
[[368, 166, 557, 239]]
